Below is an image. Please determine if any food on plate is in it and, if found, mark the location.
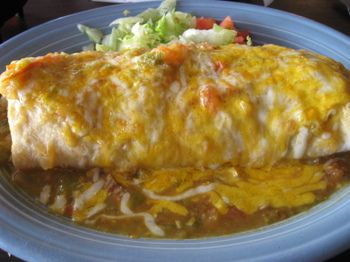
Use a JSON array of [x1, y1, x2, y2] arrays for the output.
[[1, 41, 350, 238], [1, 43, 350, 171], [0, 0, 350, 239]]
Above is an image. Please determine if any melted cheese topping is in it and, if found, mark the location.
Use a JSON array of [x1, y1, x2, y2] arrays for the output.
[[1, 44, 350, 170], [136, 162, 327, 215]]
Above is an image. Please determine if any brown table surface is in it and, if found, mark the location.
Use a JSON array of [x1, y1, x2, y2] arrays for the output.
[[0, 0, 349, 261]]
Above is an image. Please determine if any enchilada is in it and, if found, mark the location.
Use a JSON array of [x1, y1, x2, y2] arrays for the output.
[[1, 43, 349, 170]]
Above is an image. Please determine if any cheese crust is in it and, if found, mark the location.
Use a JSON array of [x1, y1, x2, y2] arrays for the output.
[[1, 43, 350, 170]]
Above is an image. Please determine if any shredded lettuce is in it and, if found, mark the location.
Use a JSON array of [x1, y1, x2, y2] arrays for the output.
[[77, 24, 103, 44], [123, 9, 130, 16], [246, 35, 253, 46], [95, 44, 112, 52], [78, 0, 194, 51], [118, 22, 161, 50], [155, 11, 196, 42], [78, 0, 246, 52], [109, 16, 143, 27], [138, 8, 161, 22], [180, 24, 236, 46], [158, 0, 176, 15], [82, 43, 95, 51]]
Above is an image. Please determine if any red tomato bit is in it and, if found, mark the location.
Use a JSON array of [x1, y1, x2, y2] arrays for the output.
[[219, 16, 234, 30], [196, 17, 217, 30], [235, 30, 250, 44], [200, 85, 221, 114]]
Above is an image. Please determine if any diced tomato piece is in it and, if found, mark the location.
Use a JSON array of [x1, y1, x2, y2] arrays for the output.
[[64, 205, 73, 217], [158, 43, 188, 66], [219, 16, 234, 30], [214, 61, 225, 72], [235, 31, 250, 44], [196, 17, 216, 30], [237, 30, 250, 38], [200, 86, 220, 113], [235, 36, 245, 44]]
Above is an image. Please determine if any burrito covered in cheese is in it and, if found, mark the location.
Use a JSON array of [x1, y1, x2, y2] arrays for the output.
[[1, 43, 350, 170]]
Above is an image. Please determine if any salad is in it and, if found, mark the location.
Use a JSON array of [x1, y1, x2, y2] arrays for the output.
[[78, 0, 252, 52]]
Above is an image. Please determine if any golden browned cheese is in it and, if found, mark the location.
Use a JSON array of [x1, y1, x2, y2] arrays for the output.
[[0, 43, 350, 170]]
